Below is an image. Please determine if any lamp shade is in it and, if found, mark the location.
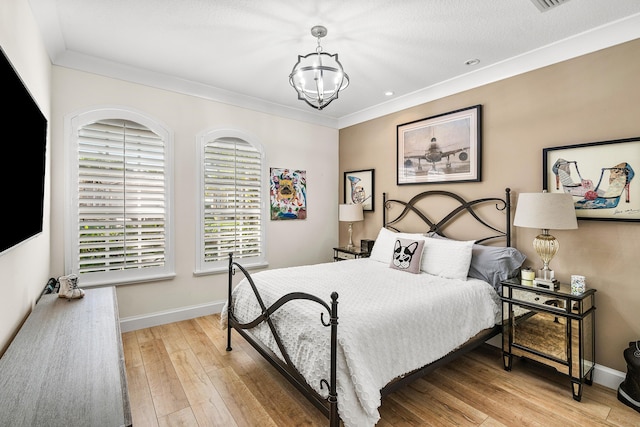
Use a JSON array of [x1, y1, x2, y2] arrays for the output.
[[513, 192, 578, 230], [339, 203, 363, 222]]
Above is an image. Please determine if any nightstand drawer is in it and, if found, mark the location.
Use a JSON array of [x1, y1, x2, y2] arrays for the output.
[[333, 246, 370, 261], [337, 252, 356, 260], [512, 289, 567, 310]]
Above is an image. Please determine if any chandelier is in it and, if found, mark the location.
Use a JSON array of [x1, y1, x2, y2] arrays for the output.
[[289, 25, 349, 110]]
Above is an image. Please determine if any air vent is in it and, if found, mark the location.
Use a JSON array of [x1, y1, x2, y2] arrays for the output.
[[529, 0, 570, 12]]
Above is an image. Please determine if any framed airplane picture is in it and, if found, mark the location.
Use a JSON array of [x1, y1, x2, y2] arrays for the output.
[[397, 105, 482, 185]]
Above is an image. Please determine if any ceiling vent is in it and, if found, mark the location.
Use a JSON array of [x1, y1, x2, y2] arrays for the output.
[[529, 0, 570, 12]]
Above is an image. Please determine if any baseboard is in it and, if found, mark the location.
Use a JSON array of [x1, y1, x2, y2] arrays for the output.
[[486, 334, 624, 391], [120, 307, 626, 392], [593, 363, 626, 390], [119, 300, 226, 332]]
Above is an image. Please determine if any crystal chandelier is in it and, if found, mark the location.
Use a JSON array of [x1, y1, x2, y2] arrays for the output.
[[289, 26, 349, 110]]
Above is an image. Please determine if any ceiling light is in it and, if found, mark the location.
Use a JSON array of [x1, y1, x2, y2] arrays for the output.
[[464, 59, 480, 66], [384, 91, 395, 97], [289, 26, 350, 110]]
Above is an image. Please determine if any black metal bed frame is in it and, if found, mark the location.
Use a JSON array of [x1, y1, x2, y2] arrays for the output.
[[226, 188, 512, 427]]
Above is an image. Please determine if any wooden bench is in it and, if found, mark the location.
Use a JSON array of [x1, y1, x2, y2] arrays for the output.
[[0, 286, 131, 426]]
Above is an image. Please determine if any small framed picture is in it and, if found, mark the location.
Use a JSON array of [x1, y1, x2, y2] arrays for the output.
[[543, 137, 640, 222], [344, 169, 374, 212]]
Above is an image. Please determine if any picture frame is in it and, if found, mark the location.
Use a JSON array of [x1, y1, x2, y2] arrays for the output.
[[397, 105, 481, 185], [543, 137, 640, 222], [269, 168, 307, 220], [344, 169, 375, 212]]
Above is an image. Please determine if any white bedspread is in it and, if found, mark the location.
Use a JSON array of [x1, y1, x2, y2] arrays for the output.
[[225, 258, 501, 427]]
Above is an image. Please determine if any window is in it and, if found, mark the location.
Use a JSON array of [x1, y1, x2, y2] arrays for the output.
[[196, 129, 266, 274], [65, 108, 174, 286]]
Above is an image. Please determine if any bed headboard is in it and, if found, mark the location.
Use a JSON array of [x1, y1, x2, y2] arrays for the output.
[[382, 188, 512, 247]]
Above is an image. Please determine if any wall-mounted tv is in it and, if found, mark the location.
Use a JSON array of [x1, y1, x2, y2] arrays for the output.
[[0, 47, 48, 255]]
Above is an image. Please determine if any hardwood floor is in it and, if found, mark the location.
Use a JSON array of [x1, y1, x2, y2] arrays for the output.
[[122, 314, 640, 426]]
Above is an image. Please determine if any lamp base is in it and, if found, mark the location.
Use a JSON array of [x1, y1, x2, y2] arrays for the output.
[[533, 277, 559, 290], [533, 267, 558, 289], [537, 268, 555, 281]]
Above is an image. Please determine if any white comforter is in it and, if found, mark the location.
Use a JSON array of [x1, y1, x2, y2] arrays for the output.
[[225, 258, 501, 427]]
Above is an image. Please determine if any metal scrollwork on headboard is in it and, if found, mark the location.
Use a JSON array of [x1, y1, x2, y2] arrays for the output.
[[382, 188, 512, 247]]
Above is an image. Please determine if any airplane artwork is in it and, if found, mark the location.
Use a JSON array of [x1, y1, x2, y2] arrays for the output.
[[397, 105, 480, 184], [403, 137, 469, 174]]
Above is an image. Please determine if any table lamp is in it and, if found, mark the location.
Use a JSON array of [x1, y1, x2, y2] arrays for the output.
[[339, 203, 364, 249], [513, 191, 577, 284]]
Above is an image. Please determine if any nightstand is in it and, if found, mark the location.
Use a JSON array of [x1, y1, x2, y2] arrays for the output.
[[501, 278, 596, 401], [333, 246, 370, 261]]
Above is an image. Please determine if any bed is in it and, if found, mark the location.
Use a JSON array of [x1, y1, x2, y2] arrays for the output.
[[224, 188, 526, 427]]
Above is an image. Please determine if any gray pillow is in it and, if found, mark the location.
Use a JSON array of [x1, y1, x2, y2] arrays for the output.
[[468, 245, 526, 290]]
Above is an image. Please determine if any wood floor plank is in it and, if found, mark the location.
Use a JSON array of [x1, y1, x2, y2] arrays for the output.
[[207, 366, 279, 427], [466, 348, 618, 423], [141, 337, 191, 418], [435, 353, 614, 427], [177, 318, 226, 372], [124, 363, 160, 427], [158, 406, 198, 427], [157, 321, 192, 354], [124, 315, 640, 427], [122, 330, 143, 369], [168, 348, 238, 426], [234, 345, 328, 426], [388, 377, 489, 426], [135, 326, 157, 344]]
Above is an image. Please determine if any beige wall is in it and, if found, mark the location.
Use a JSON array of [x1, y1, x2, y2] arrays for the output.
[[339, 39, 640, 372], [0, 0, 52, 354], [49, 67, 339, 321]]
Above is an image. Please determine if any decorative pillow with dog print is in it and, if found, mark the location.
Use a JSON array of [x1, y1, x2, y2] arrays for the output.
[[370, 227, 426, 263], [389, 238, 424, 274]]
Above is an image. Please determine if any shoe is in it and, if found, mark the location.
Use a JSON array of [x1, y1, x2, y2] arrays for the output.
[[552, 159, 594, 196], [618, 341, 640, 413], [575, 162, 634, 210], [58, 274, 85, 299]]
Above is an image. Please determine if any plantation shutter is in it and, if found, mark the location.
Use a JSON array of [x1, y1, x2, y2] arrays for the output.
[[76, 119, 167, 274], [203, 137, 262, 264]]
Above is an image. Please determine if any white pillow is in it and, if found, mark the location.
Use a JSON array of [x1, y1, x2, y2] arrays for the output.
[[369, 227, 426, 263], [421, 237, 474, 280]]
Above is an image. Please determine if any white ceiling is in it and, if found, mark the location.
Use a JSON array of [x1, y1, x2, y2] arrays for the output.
[[29, 0, 640, 128]]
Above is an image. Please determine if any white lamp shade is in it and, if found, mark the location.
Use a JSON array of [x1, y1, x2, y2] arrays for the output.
[[514, 192, 578, 230], [339, 203, 364, 222]]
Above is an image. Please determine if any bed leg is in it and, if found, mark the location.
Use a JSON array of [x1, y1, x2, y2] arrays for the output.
[[226, 252, 233, 352]]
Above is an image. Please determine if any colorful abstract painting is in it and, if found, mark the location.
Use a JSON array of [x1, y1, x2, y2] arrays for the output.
[[270, 168, 307, 220]]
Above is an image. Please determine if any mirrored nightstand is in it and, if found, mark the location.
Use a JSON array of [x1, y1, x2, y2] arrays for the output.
[[501, 278, 596, 401]]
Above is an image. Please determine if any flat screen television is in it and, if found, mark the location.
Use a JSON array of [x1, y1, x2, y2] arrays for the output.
[[0, 47, 48, 255]]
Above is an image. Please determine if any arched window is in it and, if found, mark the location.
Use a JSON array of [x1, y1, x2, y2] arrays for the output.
[[195, 129, 266, 274], [65, 108, 174, 286]]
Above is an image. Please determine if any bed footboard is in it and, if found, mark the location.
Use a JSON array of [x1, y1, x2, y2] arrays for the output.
[[226, 254, 340, 427]]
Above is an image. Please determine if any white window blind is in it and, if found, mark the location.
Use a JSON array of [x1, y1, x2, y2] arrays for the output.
[[68, 114, 174, 286], [198, 135, 265, 272]]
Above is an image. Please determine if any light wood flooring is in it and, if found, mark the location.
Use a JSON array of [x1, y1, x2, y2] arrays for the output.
[[122, 314, 640, 426]]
